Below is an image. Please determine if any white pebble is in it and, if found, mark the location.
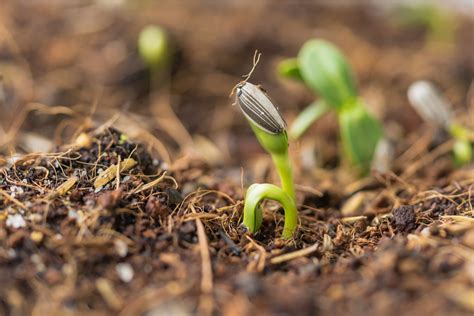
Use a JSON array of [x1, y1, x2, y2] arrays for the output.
[[6, 214, 26, 228], [116, 263, 134, 283], [114, 239, 128, 257]]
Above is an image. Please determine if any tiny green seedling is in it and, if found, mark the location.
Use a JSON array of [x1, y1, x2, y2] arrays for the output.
[[138, 25, 170, 71], [138, 24, 172, 94], [232, 53, 297, 239], [393, 4, 455, 43], [279, 39, 384, 174], [407, 80, 473, 166]]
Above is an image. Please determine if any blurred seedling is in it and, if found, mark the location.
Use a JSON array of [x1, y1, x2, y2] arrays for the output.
[[138, 25, 171, 75], [138, 25, 194, 148], [393, 4, 456, 44], [407, 80, 473, 166], [278, 39, 385, 174], [231, 53, 297, 239]]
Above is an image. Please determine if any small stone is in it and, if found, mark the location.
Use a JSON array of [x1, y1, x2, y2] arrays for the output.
[[30, 231, 43, 243], [114, 239, 128, 257], [116, 263, 134, 283], [392, 205, 417, 233], [6, 214, 26, 228]]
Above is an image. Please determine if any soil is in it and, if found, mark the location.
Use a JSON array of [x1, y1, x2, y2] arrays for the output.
[[0, 1, 473, 316]]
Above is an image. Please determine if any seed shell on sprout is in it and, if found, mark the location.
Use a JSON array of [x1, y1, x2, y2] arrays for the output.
[[407, 80, 452, 128], [236, 82, 287, 134]]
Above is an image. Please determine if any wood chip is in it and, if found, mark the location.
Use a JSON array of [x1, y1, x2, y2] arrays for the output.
[[96, 278, 123, 310], [49, 176, 78, 198], [341, 192, 366, 216], [94, 158, 137, 189]]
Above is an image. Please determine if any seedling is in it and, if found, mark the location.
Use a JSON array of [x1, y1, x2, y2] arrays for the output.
[[407, 81, 473, 166], [138, 24, 173, 94], [138, 25, 170, 72], [232, 54, 297, 238], [393, 5, 455, 43], [279, 39, 383, 174]]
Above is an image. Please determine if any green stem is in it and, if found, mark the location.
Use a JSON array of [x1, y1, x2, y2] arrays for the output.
[[289, 99, 330, 139], [272, 151, 296, 202], [449, 123, 474, 142], [243, 183, 298, 239]]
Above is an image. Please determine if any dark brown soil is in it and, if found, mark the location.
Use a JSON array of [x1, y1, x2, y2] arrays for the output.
[[0, 1, 473, 316]]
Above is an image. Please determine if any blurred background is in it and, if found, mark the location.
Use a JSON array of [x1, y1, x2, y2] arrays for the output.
[[0, 0, 472, 167]]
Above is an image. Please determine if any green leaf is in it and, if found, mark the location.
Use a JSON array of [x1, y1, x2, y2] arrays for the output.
[[339, 101, 383, 174], [298, 39, 358, 110], [277, 58, 303, 81]]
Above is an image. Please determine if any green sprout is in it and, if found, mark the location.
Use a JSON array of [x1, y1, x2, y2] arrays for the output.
[[138, 24, 173, 96], [138, 25, 170, 71], [233, 76, 297, 239], [393, 5, 456, 43], [408, 81, 473, 166], [279, 39, 383, 174]]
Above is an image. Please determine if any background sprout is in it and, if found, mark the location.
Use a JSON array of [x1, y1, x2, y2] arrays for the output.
[[138, 25, 170, 71], [393, 5, 455, 43], [280, 39, 384, 174], [234, 81, 297, 238], [407, 80, 473, 165], [277, 58, 303, 82], [298, 39, 358, 109]]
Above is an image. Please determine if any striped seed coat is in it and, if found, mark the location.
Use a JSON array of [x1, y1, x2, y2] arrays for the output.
[[236, 82, 287, 134]]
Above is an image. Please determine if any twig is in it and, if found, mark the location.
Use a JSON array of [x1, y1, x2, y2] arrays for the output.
[[196, 218, 213, 316], [0, 189, 27, 209], [133, 171, 178, 194], [245, 236, 266, 272], [440, 215, 474, 223], [115, 156, 121, 190], [270, 243, 319, 265]]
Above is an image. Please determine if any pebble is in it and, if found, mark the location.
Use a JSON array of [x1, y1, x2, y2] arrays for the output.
[[114, 239, 128, 257], [30, 231, 44, 243], [6, 214, 26, 228], [116, 263, 134, 282]]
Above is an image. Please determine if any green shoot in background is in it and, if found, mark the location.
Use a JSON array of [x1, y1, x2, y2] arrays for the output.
[[408, 81, 473, 166], [279, 39, 383, 174]]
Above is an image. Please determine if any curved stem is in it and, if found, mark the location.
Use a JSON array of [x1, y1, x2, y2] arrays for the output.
[[272, 152, 296, 202], [243, 183, 298, 239]]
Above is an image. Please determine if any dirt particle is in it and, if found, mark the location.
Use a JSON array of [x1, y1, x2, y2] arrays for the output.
[[392, 205, 417, 233], [146, 196, 170, 218], [69, 189, 83, 202], [97, 188, 123, 210], [354, 218, 368, 232]]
